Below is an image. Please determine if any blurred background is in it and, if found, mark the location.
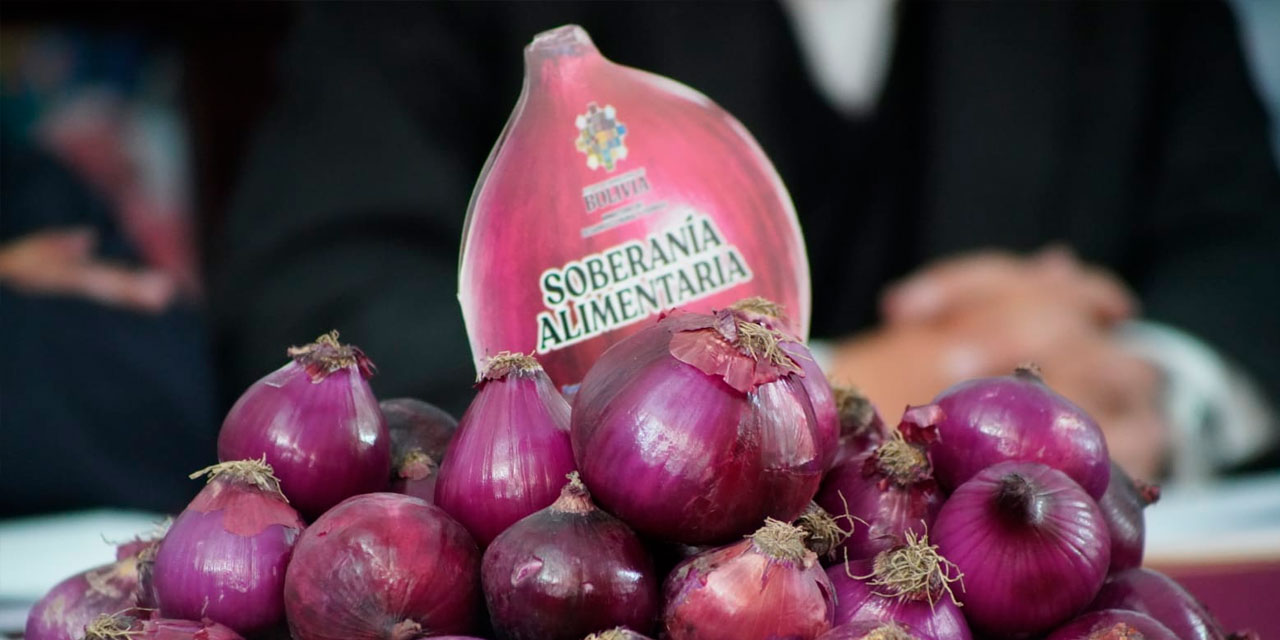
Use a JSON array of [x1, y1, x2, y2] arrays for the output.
[[2, 0, 1279, 632]]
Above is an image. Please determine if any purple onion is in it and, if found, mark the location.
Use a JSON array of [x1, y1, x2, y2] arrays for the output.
[[931, 366, 1110, 499], [933, 461, 1111, 637], [585, 629, 655, 640], [218, 331, 390, 519], [82, 613, 245, 640], [1098, 461, 1160, 573], [818, 621, 927, 640], [382, 398, 458, 503], [825, 537, 970, 640], [572, 307, 837, 544], [662, 519, 836, 640], [24, 542, 149, 640], [1089, 568, 1229, 640], [1045, 609, 1179, 640], [434, 352, 575, 546], [153, 459, 304, 635], [814, 405, 943, 563], [481, 473, 659, 639], [830, 384, 888, 467], [284, 493, 481, 640]]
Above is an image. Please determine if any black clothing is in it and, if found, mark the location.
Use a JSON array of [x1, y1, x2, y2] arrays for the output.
[[215, 0, 1280, 454]]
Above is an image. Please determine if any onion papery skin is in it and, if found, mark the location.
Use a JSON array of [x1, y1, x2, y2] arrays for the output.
[[818, 621, 929, 640], [284, 493, 481, 640], [572, 310, 833, 544], [435, 354, 575, 547], [825, 561, 969, 640], [153, 464, 304, 635], [384, 398, 457, 503], [1089, 568, 1228, 640], [662, 521, 836, 640], [931, 368, 1110, 499], [815, 405, 944, 563], [933, 461, 1111, 638], [459, 25, 811, 390], [481, 478, 659, 639], [24, 556, 141, 640], [1045, 610, 1179, 640], [1098, 462, 1159, 574], [84, 615, 246, 640], [218, 334, 390, 519]]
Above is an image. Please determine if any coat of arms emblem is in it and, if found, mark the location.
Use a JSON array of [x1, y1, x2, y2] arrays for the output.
[[574, 102, 628, 171]]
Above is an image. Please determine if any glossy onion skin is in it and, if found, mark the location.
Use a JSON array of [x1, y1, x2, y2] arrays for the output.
[[662, 539, 835, 640], [572, 315, 830, 544], [1097, 462, 1150, 573], [933, 462, 1110, 638], [284, 493, 481, 639], [25, 558, 139, 640], [481, 503, 659, 639], [1089, 568, 1227, 640], [219, 361, 390, 518], [434, 364, 575, 547], [153, 481, 304, 635], [931, 372, 1110, 499], [1045, 609, 1179, 640], [825, 563, 969, 640]]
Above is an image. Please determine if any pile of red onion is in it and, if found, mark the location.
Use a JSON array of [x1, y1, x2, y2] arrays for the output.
[[27, 310, 1258, 640]]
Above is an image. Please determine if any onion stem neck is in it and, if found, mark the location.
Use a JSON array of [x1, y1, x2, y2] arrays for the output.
[[480, 351, 543, 382], [389, 620, 423, 640], [287, 330, 376, 381], [995, 473, 1043, 525], [397, 449, 436, 481], [550, 471, 595, 514], [796, 502, 846, 556], [733, 320, 801, 372], [1014, 363, 1044, 382], [1089, 623, 1144, 640], [729, 296, 785, 320], [83, 614, 136, 640], [874, 433, 930, 484], [189, 457, 287, 501], [865, 624, 916, 640], [750, 518, 809, 563], [832, 384, 877, 436]]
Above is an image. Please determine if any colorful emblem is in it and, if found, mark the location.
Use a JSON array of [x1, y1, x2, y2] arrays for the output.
[[574, 102, 628, 171]]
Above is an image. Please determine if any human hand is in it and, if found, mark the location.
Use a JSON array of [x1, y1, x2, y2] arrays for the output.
[[0, 227, 175, 312], [828, 247, 1168, 480], [881, 245, 1137, 329]]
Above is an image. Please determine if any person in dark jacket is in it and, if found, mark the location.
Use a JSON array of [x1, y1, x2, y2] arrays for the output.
[[213, 1, 1280, 483]]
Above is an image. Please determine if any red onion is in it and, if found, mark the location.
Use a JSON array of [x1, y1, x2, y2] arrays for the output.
[[933, 461, 1111, 637], [930, 365, 1110, 499], [481, 473, 659, 640], [459, 24, 811, 389], [818, 621, 926, 640], [1045, 610, 1179, 640], [24, 540, 152, 640], [1089, 568, 1230, 640], [284, 493, 481, 639], [1098, 461, 1160, 573], [382, 398, 458, 503], [662, 519, 836, 639], [572, 308, 836, 544], [153, 459, 304, 635], [831, 384, 887, 467], [585, 630, 655, 640], [815, 405, 944, 563], [83, 613, 244, 640], [825, 532, 970, 640], [434, 352, 575, 546], [218, 331, 390, 518]]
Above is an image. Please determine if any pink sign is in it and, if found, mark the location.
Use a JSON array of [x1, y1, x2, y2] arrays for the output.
[[459, 25, 810, 388]]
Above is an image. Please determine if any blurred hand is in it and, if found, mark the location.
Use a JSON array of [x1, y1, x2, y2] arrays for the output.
[[828, 247, 1168, 480], [0, 227, 175, 313]]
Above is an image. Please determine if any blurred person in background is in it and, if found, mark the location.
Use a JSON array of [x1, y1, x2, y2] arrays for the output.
[[213, 1, 1280, 486], [0, 27, 217, 515]]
